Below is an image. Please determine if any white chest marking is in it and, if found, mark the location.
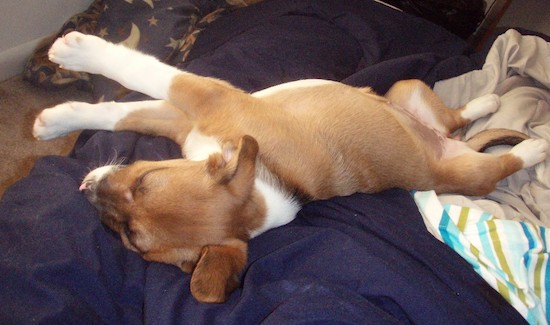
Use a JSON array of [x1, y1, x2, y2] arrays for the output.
[[250, 179, 301, 238], [183, 128, 222, 161]]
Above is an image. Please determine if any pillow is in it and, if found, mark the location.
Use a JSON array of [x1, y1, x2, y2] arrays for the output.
[[23, 0, 259, 94], [23, 0, 104, 90]]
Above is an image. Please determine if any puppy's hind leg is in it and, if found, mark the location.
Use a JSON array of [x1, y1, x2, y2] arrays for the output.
[[385, 79, 500, 135], [434, 139, 548, 195], [48, 32, 181, 100]]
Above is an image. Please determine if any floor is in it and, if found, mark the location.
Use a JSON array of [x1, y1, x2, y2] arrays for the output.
[[0, 76, 92, 198]]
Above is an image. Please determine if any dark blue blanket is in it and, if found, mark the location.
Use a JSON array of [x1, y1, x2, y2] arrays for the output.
[[0, 0, 526, 323]]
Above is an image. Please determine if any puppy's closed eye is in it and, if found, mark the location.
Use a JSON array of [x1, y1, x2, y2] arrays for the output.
[[130, 175, 147, 195], [133, 183, 148, 197], [130, 168, 165, 197]]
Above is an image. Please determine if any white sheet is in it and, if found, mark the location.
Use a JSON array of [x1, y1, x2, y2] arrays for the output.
[[433, 29, 550, 226]]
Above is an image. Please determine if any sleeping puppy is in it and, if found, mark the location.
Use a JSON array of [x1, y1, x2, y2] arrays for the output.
[[34, 32, 548, 303]]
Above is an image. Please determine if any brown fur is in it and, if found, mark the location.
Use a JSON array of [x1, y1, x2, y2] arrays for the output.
[[85, 77, 532, 303]]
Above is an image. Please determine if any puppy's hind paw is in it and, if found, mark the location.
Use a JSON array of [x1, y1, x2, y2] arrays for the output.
[[511, 138, 549, 168], [462, 94, 500, 121]]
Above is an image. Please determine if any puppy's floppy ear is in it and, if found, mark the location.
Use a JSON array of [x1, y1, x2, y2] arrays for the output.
[[189, 239, 247, 303], [206, 135, 259, 186]]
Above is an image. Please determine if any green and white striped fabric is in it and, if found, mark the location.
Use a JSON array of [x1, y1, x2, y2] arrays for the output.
[[414, 190, 549, 325]]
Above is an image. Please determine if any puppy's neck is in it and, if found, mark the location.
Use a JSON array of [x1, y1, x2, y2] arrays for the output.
[[182, 128, 301, 238]]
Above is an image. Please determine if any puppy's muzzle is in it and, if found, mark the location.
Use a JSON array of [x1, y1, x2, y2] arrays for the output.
[[79, 165, 123, 201]]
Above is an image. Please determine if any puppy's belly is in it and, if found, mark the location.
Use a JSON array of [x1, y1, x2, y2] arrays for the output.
[[390, 106, 474, 160], [252, 79, 338, 98], [388, 103, 446, 158]]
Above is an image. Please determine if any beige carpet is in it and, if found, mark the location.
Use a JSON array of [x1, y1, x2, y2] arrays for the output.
[[0, 76, 93, 198]]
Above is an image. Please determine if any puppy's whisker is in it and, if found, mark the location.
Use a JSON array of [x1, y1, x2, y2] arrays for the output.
[[92, 150, 128, 170], [105, 156, 127, 167], [80, 154, 128, 185]]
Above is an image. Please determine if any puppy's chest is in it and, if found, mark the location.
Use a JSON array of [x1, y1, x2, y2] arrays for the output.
[[183, 128, 222, 161]]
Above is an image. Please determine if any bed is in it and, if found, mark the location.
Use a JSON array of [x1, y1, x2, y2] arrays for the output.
[[2, 0, 549, 323]]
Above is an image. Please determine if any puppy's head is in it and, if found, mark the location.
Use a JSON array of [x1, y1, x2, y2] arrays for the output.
[[80, 135, 263, 302]]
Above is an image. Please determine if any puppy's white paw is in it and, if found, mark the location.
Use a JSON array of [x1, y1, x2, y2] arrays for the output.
[[461, 94, 500, 121], [511, 139, 549, 168], [48, 31, 109, 73], [33, 103, 79, 140]]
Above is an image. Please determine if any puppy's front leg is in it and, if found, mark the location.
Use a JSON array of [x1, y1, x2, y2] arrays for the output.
[[33, 100, 179, 140], [48, 32, 180, 100], [49, 32, 249, 119]]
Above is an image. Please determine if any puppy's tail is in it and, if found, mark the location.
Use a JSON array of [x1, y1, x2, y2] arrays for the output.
[[466, 129, 530, 152]]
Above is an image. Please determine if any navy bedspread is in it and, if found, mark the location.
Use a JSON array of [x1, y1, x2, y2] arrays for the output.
[[0, 0, 526, 323]]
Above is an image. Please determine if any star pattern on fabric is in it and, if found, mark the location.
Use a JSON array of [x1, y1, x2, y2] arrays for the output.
[[165, 37, 181, 50], [148, 16, 159, 26]]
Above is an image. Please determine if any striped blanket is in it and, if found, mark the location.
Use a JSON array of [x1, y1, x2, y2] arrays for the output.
[[414, 190, 549, 324]]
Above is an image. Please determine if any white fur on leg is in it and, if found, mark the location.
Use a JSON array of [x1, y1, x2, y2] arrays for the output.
[[405, 88, 447, 133], [33, 100, 165, 140], [510, 138, 548, 168], [48, 32, 181, 100], [461, 94, 500, 121]]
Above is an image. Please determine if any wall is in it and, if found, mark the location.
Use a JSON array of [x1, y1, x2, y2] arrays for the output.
[[0, 0, 92, 81], [498, 0, 550, 35]]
